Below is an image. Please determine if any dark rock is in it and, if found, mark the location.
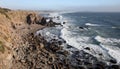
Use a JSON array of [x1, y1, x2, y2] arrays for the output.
[[94, 66, 103, 69], [26, 14, 33, 25], [67, 45, 73, 48], [48, 42, 62, 52], [29, 44, 36, 51], [63, 50, 69, 56], [58, 41, 62, 45], [12, 25, 16, 29], [63, 40, 66, 43], [98, 53, 102, 56], [63, 22, 66, 24], [26, 13, 41, 25], [84, 61, 92, 65], [79, 27, 84, 29], [94, 61, 106, 69], [84, 47, 90, 50], [52, 64, 56, 69], [78, 66, 86, 69], [110, 59, 117, 64], [40, 17, 47, 25], [111, 65, 119, 69]]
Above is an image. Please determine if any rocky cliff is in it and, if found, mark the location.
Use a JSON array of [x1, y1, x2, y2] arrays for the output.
[[0, 8, 44, 69]]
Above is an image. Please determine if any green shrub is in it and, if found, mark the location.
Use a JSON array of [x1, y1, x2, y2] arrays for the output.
[[0, 41, 5, 53]]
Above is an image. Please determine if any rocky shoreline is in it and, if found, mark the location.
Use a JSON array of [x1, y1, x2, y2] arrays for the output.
[[11, 31, 120, 69], [0, 8, 120, 69]]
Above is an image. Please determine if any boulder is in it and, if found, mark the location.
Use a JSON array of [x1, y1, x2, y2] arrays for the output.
[[110, 59, 117, 64], [26, 13, 41, 25], [40, 17, 47, 25], [111, 65, 119, 69]]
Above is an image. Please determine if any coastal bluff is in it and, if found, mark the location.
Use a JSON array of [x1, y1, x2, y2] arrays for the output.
[[0, 8, 120, 69], [0, 8, 73, 69], [0, 8, 44, 69]]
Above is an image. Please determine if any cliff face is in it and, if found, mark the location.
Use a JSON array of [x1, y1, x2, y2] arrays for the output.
[[0, 8, 43, 69]]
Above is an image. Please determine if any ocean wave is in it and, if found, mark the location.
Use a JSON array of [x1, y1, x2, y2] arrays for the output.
[[94, 35, 120, 46], [85, 23, 102, 26], [60, 27, 120, 63], [37, 12, 120, 64], [60, 28, 115, 61], [100, 44, 120, 63]]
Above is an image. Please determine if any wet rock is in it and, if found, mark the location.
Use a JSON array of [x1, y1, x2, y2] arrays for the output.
[[79, 26, 84, 29], [67, 45, 73, 48], [84, 47, 90, 50], [63, 40, 66, 43], [84, 61, 92, 66], [98, 53, 102, 56], [93, 61, 106, 69], [110, 65, 120, 69], [58, 41, 62, 45], [110, 59, 117, 64], [57, 50, 69, 56], [71, 65, 86, 69], [41, 17, 47, 25], [63, 50, 69, 56], [48, 43, 62, 52], [94, 66, 103, 69], [63, 22, 66, 24]]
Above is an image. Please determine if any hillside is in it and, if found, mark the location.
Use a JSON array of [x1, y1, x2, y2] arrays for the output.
[[0, 8, 44, 69]]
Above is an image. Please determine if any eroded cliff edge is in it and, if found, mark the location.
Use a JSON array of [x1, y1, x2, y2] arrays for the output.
[[0, 8, 44, 69], [0, 8, 72, 69]]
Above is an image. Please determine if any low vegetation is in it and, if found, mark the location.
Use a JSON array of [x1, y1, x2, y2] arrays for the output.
[[0, 7, 11, 19], [0, 41, 5, 53]]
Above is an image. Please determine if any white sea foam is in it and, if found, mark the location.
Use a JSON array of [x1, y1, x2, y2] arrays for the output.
[[95, 35, 120, 46], [37, 12, 120, 64], [100, 44, 120, 63], [60, 28, 114, 61], [85, 23, 102, 26]]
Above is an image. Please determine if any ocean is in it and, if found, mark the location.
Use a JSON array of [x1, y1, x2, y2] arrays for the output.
[[37, 12, 120, 64]]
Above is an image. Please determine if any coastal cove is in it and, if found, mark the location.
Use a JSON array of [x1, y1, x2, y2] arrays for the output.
[[0, 7, 120, 69]]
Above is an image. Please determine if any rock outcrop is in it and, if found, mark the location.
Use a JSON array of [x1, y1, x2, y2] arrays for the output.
[[26, 13, 42, 25]]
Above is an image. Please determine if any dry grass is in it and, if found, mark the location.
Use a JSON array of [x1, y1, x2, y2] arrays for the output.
[[0, 7, 11, 19]]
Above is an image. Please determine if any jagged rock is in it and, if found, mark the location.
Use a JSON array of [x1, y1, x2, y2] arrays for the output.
[[84, 47, 90, 50], [110, 65, 120, 69], [79, 26, 84, 29], [78, 66, 86, 69], [26, 13, 41, 25], [58, 41, 62, 45], [110, 59, 117, 64], [93, 61, 106, 69], [40, 17, 47, 25], [67, 45, 73, 48]]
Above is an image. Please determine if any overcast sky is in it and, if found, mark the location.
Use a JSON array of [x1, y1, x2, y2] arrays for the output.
[[0, 0, 120, 12]]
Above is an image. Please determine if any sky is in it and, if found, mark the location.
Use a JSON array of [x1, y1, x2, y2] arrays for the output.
[[0, 0, 120, 12]]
